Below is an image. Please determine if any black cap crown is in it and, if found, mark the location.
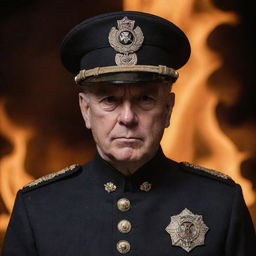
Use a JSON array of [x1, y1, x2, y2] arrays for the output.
[[60, 11, 191, 85]]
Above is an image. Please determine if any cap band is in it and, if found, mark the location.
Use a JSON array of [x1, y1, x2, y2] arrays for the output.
[[75, 65, 179, 84]]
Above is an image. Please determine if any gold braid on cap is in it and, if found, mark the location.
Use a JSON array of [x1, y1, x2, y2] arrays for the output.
[[74, 65, 179, 84]]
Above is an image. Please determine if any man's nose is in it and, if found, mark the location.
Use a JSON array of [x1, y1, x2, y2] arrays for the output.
[[118, 102, 138, 127]]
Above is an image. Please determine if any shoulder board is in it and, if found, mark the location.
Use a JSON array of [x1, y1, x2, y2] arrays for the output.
[[180, 161, 234, 184], [22, 164, 80, 192]]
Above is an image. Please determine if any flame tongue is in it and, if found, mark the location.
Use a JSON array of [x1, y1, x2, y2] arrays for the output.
[[0, 102, 33, 231]]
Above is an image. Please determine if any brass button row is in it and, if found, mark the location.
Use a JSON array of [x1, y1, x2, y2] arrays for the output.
[[116, 198, 132, 253]]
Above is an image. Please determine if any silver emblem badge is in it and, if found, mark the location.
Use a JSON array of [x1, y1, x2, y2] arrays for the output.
[[165, 208, 209, 252], [108, 16, 144, 65]]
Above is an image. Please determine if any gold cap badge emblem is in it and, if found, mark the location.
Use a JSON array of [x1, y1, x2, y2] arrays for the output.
[[108, 16, 144, 65], [165, 208, 209, 252]]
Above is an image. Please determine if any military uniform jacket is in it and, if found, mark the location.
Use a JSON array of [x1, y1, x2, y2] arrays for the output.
[[2, 149, 256, 256]]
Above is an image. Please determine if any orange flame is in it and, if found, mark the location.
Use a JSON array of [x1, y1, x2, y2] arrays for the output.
[[0, 102, 33, 231], [124, 0, 255, 206]]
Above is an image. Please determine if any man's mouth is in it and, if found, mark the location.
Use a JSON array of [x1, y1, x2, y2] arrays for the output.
[[113, 137, 143, 141], [112, 137, 144, 146]]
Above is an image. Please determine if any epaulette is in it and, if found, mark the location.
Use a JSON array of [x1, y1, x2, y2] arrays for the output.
[[22, 164, 80, 192], [180, 161, 235, 185]]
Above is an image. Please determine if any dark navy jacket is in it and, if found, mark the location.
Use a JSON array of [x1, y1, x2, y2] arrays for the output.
[[2, 150, 256, 255]]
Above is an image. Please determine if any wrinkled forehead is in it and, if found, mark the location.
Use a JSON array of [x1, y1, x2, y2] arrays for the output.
[[84, 82, 171, 95]]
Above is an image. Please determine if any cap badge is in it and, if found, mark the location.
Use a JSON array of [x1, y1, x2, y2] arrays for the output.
[[104, 182, 117, 193], [165, 208, 209, 252], [108, 16, 144, 66]]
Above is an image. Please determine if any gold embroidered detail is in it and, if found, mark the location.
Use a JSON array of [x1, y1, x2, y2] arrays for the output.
[[182, 162, 230, 180], [108, 16, 144, 65], [75, 65, 178, 84], [104, 182, 117, 193], [166, 208, 209, 252], [24, 164, 78, 188], [140, 181, 152, 192]]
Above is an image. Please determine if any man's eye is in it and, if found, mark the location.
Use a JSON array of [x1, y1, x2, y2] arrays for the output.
[[101, 96, 118, 104], [99, 96, 120, 110], [138, 95, 155, 109], [139, 95, 154, 102]]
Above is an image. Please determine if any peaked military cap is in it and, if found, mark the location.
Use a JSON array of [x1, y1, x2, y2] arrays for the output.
[[60, 11, 191, 85]]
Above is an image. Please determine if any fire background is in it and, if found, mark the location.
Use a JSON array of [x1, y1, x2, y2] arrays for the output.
[[0, 0, 256, 249]]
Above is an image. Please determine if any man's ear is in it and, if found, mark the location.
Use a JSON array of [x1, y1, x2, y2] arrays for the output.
[[79, 92, 91, 129], [164, 92, 175, 128]]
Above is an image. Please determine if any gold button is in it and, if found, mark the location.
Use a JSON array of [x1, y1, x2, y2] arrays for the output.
[[117, 220, 132, 233], [117, 198, 131, 212], [116, 240, 131, 254]]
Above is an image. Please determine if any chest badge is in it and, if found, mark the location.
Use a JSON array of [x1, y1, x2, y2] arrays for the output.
[[165, 208, 209, 252]]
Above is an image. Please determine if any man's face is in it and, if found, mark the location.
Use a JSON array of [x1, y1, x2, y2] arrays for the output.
[[79, 82, 174, 169]]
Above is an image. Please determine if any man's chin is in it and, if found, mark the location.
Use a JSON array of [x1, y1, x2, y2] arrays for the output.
[[108, 147, 145, 163], [97, 144, 154, 166]]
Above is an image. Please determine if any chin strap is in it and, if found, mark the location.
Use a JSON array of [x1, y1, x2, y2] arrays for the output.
[[75, 65, 179, 84]]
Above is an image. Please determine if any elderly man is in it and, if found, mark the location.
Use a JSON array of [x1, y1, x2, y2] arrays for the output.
[[2, 11, 256, 256]]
